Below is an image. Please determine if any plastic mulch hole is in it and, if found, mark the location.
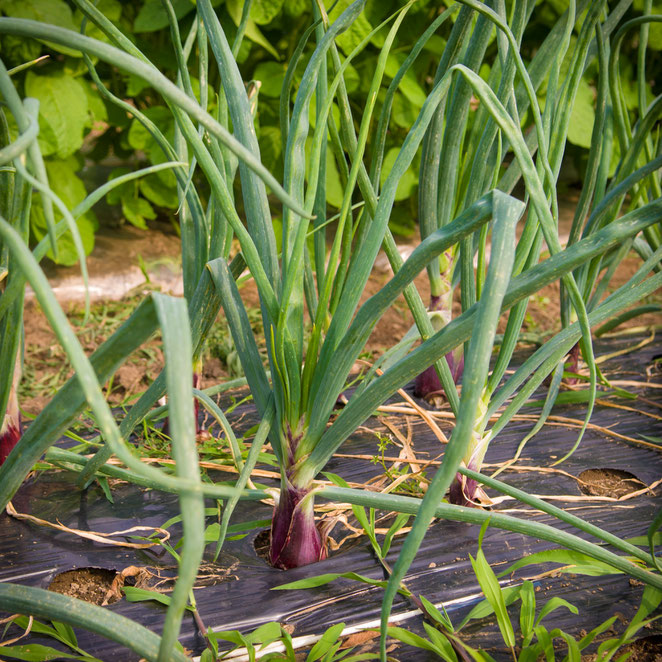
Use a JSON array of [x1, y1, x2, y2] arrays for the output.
[[47, 567, 120, 606], [615, 634, 662, 660], [253, 529, 271, 563], [577, 468, 645, 498]]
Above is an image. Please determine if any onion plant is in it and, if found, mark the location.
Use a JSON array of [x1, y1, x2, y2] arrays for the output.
[[0, 2, 661, 660], [393, 0, 662, 504]]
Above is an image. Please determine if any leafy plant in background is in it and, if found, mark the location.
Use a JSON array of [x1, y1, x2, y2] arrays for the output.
[[1, 0, 660, 263], [1, 1, 662, 661]]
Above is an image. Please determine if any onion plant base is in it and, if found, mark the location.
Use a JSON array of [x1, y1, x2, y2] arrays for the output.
[[412, 290, 464, 403], [413, 349, 464, 403], [0, 386, 21, 466], [0, 417, 20, 466], [270, 482, 327, 570], [448, 470, 490, 508]]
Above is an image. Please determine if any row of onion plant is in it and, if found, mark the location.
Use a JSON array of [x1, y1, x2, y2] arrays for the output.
[[0, 1, 660, 660]]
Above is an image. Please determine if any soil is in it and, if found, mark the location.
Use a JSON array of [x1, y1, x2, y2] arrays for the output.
[[253, 528, 272, 562], [47, 567, 119, 606], [18, 193, 662, 416], [577, 468, 647, 498], [584, 635, 662, 661]]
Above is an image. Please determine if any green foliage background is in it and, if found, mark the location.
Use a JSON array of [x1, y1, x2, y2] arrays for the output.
[[1, 0, 660, 263]]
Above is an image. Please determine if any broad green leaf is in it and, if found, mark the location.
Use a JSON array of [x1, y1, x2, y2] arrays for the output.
[[122, 193, 156, 230], [106, 166, 158, 229], [125, 73, 151, 97], [30, 159, 96, 266], [0, 0, 80, 56], [25, 71, 88, 158], [391, 91, 419, 129], [250, 0, 285, 25], [78, 0, 121, 22], [105, 167, 132, 205], [258, 125, 283, 180], [0, 0, 75, 28], [254, 61, 286, 98], [80, 79, 108, 125], [73, 0, 122, 45], [127, 107, 174, 152], [566, 78, 595, 149], [140, 174, 179, 209], [384, 54, 427, 108], [133, 0, 194, 33], [325, 145, 345, 208], [284, 0, 307, 17], [423, 34, 447, 55], [226, 0, 279, 58], [0, 33, 41, 64], [380, 147, 418, 201], [646, 23, 662, 50], [332, 0, 373, 56]]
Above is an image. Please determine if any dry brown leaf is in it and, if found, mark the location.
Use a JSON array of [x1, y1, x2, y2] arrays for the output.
[[5, 501, 170, 549]]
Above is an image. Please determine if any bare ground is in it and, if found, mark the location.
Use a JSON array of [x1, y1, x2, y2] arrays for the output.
[[19, 201, 662, 415]]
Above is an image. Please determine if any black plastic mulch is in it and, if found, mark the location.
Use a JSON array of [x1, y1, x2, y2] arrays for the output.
[[1, 335, 661, 661]]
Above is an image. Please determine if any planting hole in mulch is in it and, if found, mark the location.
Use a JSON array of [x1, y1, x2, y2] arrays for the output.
[[253, 528, 271, 562], [622, 635, 662, 662], [48, 567, 119, 606], [577, 468, 645, 498], [584, 635, 662, 662]]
